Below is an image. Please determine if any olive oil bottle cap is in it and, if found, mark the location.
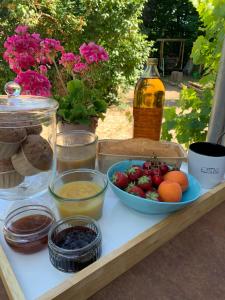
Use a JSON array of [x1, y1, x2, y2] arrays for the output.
[[147, 58, 158, 65]]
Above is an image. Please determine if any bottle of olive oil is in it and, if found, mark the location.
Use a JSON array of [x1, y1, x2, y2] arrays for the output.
[[133, 58, 165, 140]]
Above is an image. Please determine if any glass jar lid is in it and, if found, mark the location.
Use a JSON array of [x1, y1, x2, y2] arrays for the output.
[[0, 81, 58, 113], [0, 82, 58, 126]]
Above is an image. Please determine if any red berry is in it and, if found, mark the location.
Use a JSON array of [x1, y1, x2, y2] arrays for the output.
[[137, 176, 152, 191], [143, 169, 152, 178], [112, 172, 129, 189], [127, 166, 143, 181], [151, 168, 162, 176], [160, 163, 169, 175], [142, 161, 152, 170], [127, 185, 145, 198], [152, 175, 164, 187]]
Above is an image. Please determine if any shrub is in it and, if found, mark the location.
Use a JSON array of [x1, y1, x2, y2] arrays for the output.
[[162, 0, 225, 147], [0, 0, 152, 107]]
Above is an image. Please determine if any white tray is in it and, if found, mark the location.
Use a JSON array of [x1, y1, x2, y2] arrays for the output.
[[0, 164, 225, 300]]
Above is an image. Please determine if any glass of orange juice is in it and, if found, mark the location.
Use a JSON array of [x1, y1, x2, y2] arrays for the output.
[[49, 169, 108, 220], [56, 130, 98, 172]]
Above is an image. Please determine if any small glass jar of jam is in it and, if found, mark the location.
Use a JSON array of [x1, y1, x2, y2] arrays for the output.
[[48, 216, 102, 273], [3, 205, 55, 254]]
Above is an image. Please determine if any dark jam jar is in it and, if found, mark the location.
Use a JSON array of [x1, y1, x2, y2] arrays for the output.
[[48, 216, 102, 273], [3, 205, 55, 254]]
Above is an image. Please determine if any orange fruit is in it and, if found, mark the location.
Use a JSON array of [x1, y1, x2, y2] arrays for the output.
[[158, 180, 182, 202], [163, 170, 189, 192]]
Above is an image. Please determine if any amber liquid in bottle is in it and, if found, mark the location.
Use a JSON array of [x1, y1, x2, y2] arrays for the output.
[[133, 58, 165, 140]]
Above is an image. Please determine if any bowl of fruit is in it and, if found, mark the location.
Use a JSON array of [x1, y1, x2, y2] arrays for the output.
[[107, 159, 201, 214]]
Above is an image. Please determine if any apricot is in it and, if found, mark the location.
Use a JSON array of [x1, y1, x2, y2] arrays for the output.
[[158, 180, 182, 202], [163, 170, 189, 192]]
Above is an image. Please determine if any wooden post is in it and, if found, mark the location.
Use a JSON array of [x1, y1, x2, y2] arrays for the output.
[[159, 41, 165, 76], [180, 41, 185, 70], [162, 41, 164, 76], [207, 37, 225, 145]]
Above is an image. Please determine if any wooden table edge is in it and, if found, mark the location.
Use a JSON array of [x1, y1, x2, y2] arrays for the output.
[[1, 182, 225, 300], [0, 246, 25, 300]]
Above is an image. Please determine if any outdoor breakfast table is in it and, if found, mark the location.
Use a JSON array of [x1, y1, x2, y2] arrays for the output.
[[0, 168, 225, 300]]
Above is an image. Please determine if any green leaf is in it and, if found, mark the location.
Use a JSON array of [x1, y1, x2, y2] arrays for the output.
[[67, 80, 84, 97], [93, 99, 108, 113]]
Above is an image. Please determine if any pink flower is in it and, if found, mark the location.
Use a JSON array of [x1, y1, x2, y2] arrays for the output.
[[15, 70, 52, 97], [40, 38, 64, 63], [39, 65, 48, 75], [73, 62, 88, 73], [59, 53, 81, 70], [15, 25, 29, 35], [97, 45, 109, 61], [3, 26, 41, 73], [17, 53, 36, 70], [4, 26, 110, 100], [79, 42, 109, 64], [31, 33, 41, 40]]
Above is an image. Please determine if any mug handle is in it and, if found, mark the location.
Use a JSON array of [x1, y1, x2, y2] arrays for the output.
[[217, 131, 225, 144]]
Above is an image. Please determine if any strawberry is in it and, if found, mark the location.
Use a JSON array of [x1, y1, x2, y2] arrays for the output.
[[137, 175, 152, 191], [145, 191, 160, 201], [126, 182, 135, 191], [160, 163, 169, 175], [152, 174, 164, 187], [127, 185, 145, 198], [127, 166, 143, 181], [143, 169, 152, 178], [112, 171, 129, 189], [151, 168, 162, 176]]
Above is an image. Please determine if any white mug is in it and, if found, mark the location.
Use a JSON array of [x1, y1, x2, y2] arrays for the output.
[[188, 142, 225, 189]]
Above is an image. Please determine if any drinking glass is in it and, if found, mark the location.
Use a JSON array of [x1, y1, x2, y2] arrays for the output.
[[56, 130, 98, 172]]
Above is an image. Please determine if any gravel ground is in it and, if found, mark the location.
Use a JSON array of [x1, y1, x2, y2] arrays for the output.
[[96, 82, 180, 140]]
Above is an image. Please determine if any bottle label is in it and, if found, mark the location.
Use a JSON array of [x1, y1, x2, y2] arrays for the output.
[[133, 107, 163, 140]]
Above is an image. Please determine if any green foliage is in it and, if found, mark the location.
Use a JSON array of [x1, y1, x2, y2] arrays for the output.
[[162, 0, 225, 147], [142, 0, 200, 62], [0, 0, 151, 109], [57, 78, 108, 124]]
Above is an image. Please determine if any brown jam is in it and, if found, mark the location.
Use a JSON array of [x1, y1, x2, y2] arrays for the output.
[[4, 214, 53, 254]]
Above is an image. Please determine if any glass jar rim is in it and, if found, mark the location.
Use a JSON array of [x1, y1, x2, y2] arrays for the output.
[[48, 215, 102, 254], [49, 169, 108, 202], [3, 205, 55, 240], [56, 130, 98, 148], [0, 95, 58, 113]]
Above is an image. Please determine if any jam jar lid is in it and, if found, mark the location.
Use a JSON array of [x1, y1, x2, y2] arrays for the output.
[[0, 82, 58, 126], [3, 205, 55, 240], [3, 205, 56, 254]]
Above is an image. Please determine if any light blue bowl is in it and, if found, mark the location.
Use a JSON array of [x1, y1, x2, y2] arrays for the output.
[[107, 160, 202, 214]]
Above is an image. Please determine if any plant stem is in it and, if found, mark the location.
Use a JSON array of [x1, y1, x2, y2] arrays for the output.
[[52, 57, 68, 95]]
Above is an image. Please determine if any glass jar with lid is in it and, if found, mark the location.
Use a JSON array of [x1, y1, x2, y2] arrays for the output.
[[0, 82, 58, 201]]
